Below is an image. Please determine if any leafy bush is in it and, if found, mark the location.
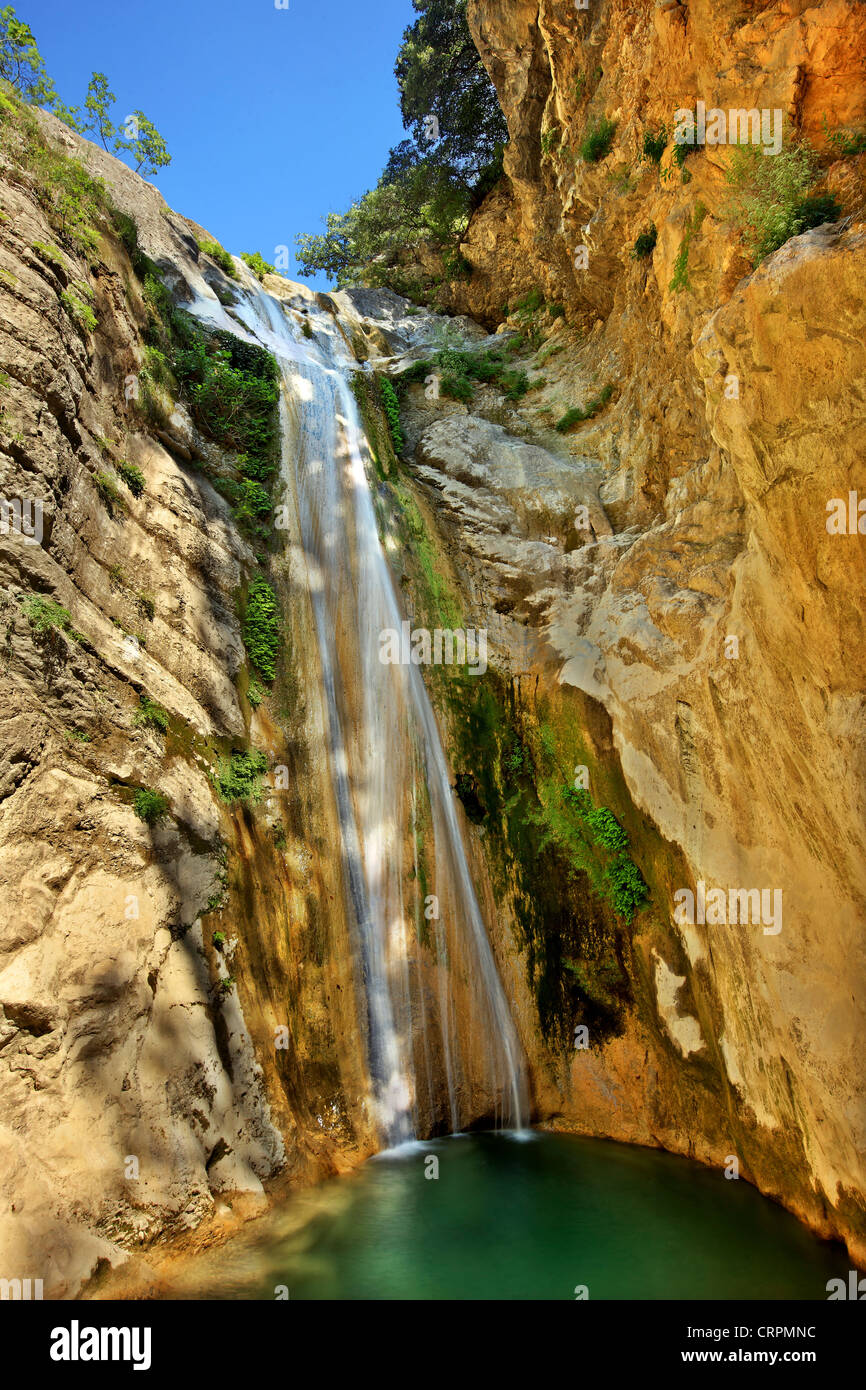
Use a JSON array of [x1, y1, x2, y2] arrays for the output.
[[725, 140, 839, 262], [555, 383, 614, 432], [240, 250, 275, 281], [514, 287, 544, 315], [821, 115, 866, 158], [632, 225, 657, 259], [579, 117, 617, 163], [23, 594, 78, 637], [215, 749, 268, 805], [642, 125, 667, 164], [380, 376, 404, 453], [94, 469, 126, 517], [548, 303, 565, 319], [605, 855, 649, 921], [134, 693, 169, 734], [243, 577, 281, 682], [60, 290, 97, 331], [197, 237, 237, 279], [117, 460, 145, 497], [133, 788, 169, 824]]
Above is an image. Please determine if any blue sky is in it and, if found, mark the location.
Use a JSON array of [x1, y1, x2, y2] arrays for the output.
[[21, 0, 418, 287]]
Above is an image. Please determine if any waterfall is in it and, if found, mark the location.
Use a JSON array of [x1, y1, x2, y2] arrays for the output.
[[188, 270, 529, 1146]]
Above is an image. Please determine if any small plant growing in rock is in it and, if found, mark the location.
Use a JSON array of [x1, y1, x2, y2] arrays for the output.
[[94, 469, 126, 517], [22, 593, 81, 639], [197, 237, 237, 279], [137, 593, 155, 621], [641, 124, 667, 164], [301, 319, 313, 338], [60, 289, 97, 332], [214, 748, 269, 806], [632, 225, 657, 259], [240, 250, 275, 281], [243, 577, 281, 683], [117, 460, 145, 497], [212, 931, 226, 951], [555, 384, 614, 432], [133, 788, 169, 824], [134, 693, 169, 734], [578, 117, 617, 163]]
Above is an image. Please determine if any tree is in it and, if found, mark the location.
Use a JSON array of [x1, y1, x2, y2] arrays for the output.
[[115, 110, 171, 178], [84, 71, 116, 150], [0, 5, 55, 103], [296, 0, 506, 290]]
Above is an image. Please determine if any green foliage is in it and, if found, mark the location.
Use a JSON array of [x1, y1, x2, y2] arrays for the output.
[[114, 110, 171, 178], [632, 224, 657, 259], [31, 239, 63, 266], [641, 124, 667, 164], [243, 577, 281, 682], [578, 116, 617, 163], [117, 460, 145, 497], [214, 748, 268, 806], [605, 856, 649, 920], [197, 237, 237, 279], [724, 139, 838, 262], [821, 114, 866, 158], [23, 594, 77, 637], [540, 127, 560, 157], [94, 469, 126, 517], [379, 376, 404, 454], [514, 287, 544, 315], [548, 303, 565, 319], [137, 593, 155, 621], [563, 787, 629, 852], [555, 383, 614, 432], [134, 693, 169, 734], [240, 250, 275, 281], [133, 788, 169, 824], [59, 289, 97, 331], [0, 6, 55, 104], [84, 72, 117, 150], [296, 0, 506, 296]]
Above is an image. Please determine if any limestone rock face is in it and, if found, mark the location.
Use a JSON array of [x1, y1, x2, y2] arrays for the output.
[[0, 117, 374, 1296], [381, 0, 866, 1259]]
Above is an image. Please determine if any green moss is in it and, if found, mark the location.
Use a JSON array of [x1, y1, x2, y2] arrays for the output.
[[380, 376, 404, 454], [59, 289, 97, 331]]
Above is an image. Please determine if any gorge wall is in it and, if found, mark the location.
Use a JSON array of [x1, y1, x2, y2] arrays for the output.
[[0, 0, 864, 1297], [379, 0, 866, 1260]]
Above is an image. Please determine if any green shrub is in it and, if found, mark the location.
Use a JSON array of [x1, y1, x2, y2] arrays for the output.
[[247, 675, 264, 709], [243, 577, 281, 682], [632, 225, 657, 259], [117, 460, 145, 497], [215, 748, 268, 805], [197, 237, 237, 279], [642, 125, 667, 164], [555, 383, 614, 432], [380, 376, 404, 453], [94, 469, 126, 517], [540, 127, 560, 157], [134, 693, 169, 734], [514, 287, 544, 315], [23, 594, 78, 637], [133, 788, 169, 824], [60, 289, 97, 331], [31, 239, 63, 266], [578, 117, 617, 163], [548, 303, 565, 319], [137, 593, 155, 621], [821, 115, 866, 158], [725, 140, 838, 262], [240, 250, 275, 281], [605, 855, 649, 921]]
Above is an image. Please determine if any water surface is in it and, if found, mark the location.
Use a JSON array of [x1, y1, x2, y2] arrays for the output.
[[158, 1133, 848, 1300]]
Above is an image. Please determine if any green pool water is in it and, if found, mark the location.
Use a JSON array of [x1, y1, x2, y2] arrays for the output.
[[160, 1132, 849, 1300]]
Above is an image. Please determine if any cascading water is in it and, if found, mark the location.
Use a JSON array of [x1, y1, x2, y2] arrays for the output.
[[189, 268, 528, 1146]]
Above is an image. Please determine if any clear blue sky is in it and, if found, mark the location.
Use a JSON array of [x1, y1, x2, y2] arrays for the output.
[[21, 0, 418, 287]]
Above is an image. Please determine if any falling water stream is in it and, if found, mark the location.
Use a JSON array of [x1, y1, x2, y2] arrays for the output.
[[189, 269, 528, 1144]]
